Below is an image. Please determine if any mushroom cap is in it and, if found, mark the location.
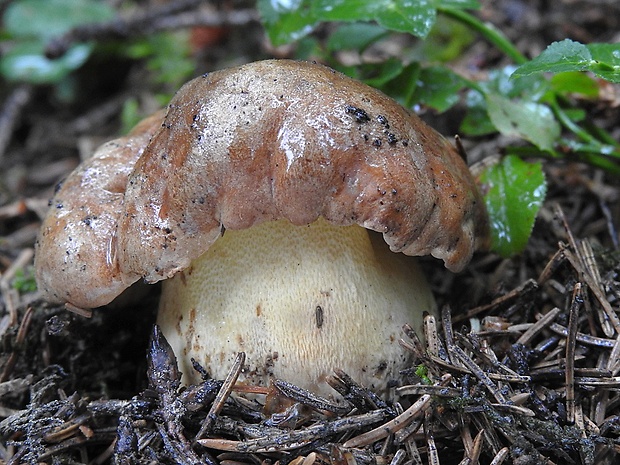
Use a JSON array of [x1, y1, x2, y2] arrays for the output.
[[35, 59, 489, 309], [35, 111, 164, 306]]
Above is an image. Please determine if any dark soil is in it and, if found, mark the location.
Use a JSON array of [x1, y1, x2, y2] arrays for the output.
[[1, 1, 619, 464]]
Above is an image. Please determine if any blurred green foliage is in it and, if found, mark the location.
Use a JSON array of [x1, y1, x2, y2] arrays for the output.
[[120, 31, 194, 132], [1, 0, 195, 127], [12, 268, 37, 294], [1, 0, 114, 84]]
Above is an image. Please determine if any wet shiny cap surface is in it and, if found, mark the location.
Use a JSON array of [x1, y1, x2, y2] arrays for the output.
[[35, 59, 489, 309]]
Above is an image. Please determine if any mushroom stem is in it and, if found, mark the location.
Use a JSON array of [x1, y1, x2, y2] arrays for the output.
[[158, 218, 435, 398]]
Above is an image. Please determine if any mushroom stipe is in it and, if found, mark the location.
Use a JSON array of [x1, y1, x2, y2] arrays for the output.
[[158, 218, 435, 395], [35, 59, 489, 398]]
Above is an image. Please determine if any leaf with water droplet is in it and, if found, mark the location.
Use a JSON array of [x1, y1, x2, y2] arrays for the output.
[[479, 155, 546, 257]]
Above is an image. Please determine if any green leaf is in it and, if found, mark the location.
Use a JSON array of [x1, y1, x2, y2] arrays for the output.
[[512, 39, 592, 76], [550, 71, 599, 98], [479, 155, 547, 257], [313, 0, 437, 37], [483, 66, 548, 100], [12, 268, 37, 294], [411, 66, 467, 112], [294, 36, 321, 60], [381, 63, 422, 107], [587, 43, 620, 83], [359, 58, 404, 87], [438, 0, 480, 8], [486, 93, 560, 151], [588, 42, 620, 66], [259, 0, 481, 46], [257, 0, 317, 46], [460, 67, 556, 139], [128, 32, 194, 90], [4, 0, 115, 39], [512, 39, 620, 83], [337, 58, 404, 87], [417, 14, 475, 63], [259, 0, 462, 45], [327, 23, 387, 52], [0, 41, 91, 83], [460, 90, 496, 136]]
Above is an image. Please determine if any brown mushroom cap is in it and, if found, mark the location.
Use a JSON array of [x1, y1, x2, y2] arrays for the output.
[[35, 59, 488, 310], [35, 111, 165, 307]]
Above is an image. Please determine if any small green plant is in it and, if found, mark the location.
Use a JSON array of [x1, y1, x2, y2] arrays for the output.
[[257, 0, 620, 257], [12, 268, 37, 294], [415, 364, 432, 385]]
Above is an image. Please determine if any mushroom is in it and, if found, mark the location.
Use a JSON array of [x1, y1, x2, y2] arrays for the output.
[[35, 60, 489, 397]]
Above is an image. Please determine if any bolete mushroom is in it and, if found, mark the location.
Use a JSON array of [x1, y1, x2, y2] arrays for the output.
[[35, 60, 489, 398]]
